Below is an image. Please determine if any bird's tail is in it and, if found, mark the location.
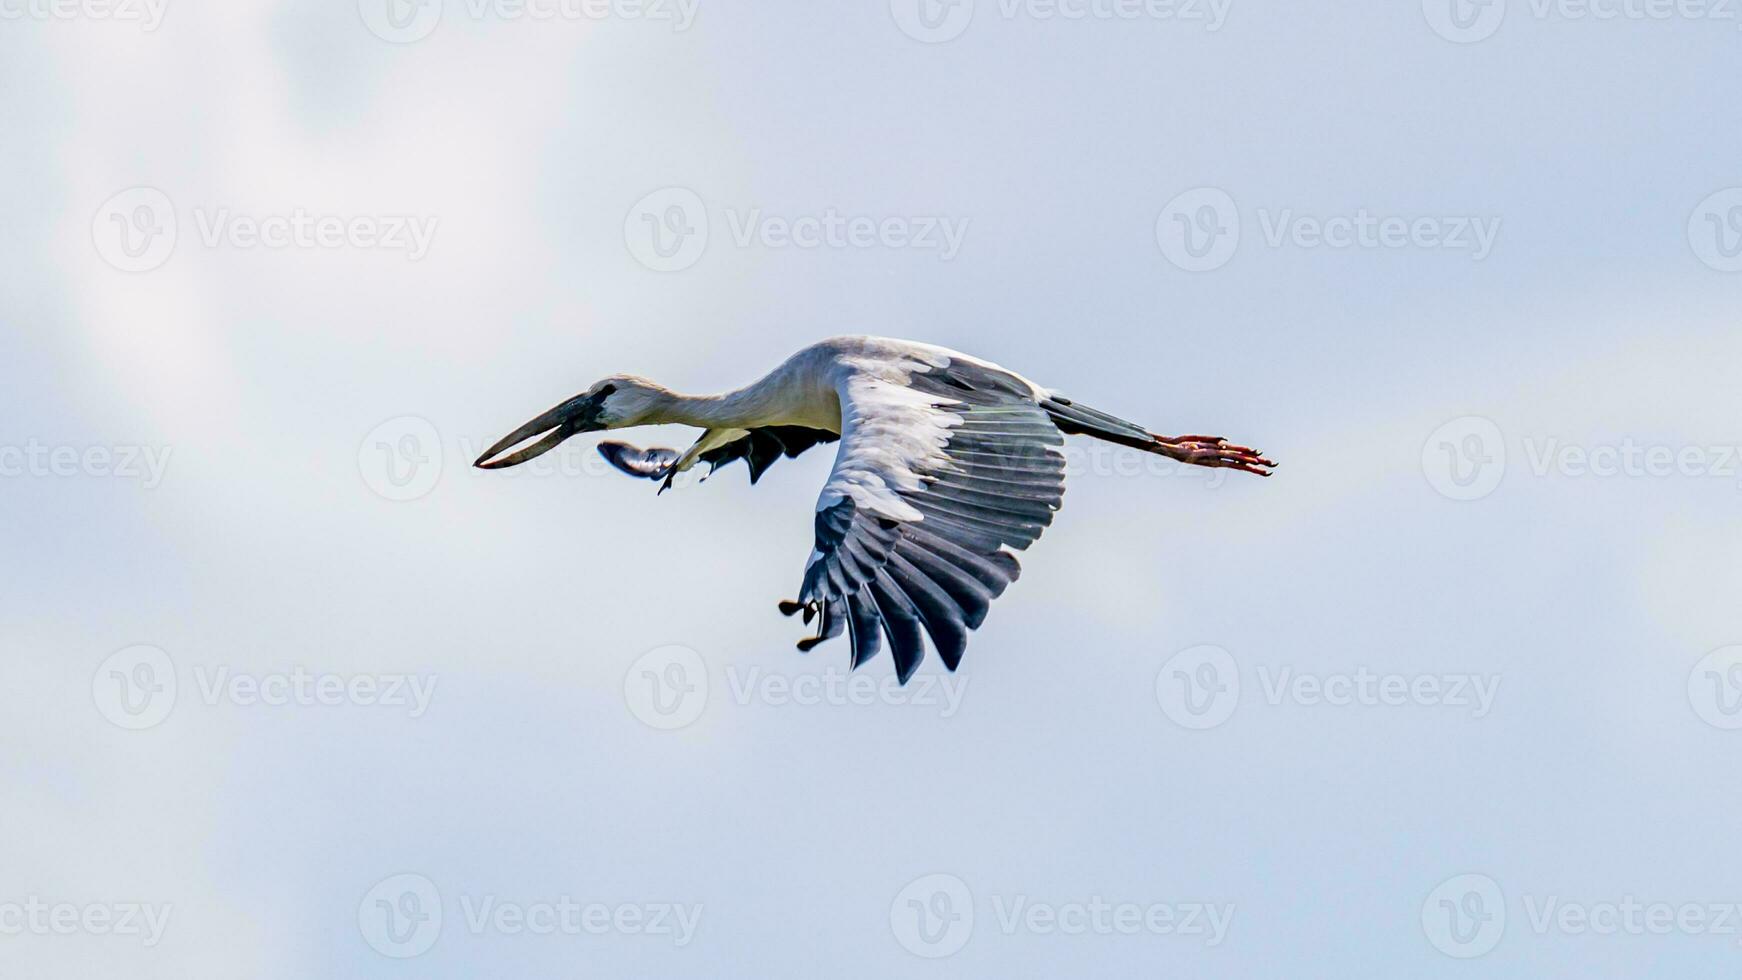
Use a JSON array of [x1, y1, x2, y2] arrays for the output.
[[1040, 395, 1275, 476]]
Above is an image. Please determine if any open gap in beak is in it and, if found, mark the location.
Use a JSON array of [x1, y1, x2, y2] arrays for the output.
[[474, 394, 596, 469], [474, 425, 572, 469]]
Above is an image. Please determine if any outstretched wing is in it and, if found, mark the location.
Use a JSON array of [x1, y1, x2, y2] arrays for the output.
[[790, 360, 1066, 683], [696, 426, 839, 483], [598, 426, 838, 485], [598, 442, 680, 479]]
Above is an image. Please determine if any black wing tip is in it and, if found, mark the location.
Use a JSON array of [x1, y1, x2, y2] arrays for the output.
[[781, 586, 972, 679], [935, 641, 966, 672], [599, 441, 680, 481]]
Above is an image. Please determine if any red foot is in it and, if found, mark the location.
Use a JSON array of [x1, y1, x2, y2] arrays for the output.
[[1155, 435, 1276, 477]]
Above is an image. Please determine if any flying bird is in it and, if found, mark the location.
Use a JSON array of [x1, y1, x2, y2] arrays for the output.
[[476, 336, 1273, 684]]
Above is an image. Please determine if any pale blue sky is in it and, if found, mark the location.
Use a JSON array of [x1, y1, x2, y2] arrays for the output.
[[5, 1, 1742, 976]]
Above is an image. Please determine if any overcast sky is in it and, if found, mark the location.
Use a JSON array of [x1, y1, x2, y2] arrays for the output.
[[4, 0, 1742, 976]]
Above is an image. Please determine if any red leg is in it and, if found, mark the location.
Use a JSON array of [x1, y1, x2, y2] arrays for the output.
[[1153, 435, 1276, 477]]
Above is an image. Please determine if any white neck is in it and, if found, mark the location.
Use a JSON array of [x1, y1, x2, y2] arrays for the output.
[[640, 365, 837, 432], [648, 388, 768, 429]]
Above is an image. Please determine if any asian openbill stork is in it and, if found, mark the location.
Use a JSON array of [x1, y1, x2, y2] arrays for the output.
[[475, 336, 1273, 684]]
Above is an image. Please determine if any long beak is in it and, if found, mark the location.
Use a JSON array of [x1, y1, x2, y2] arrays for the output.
[[474, 393, 603, 469]]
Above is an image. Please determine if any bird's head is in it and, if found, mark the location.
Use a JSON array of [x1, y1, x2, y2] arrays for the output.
[[473, 375, 671, 469]]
